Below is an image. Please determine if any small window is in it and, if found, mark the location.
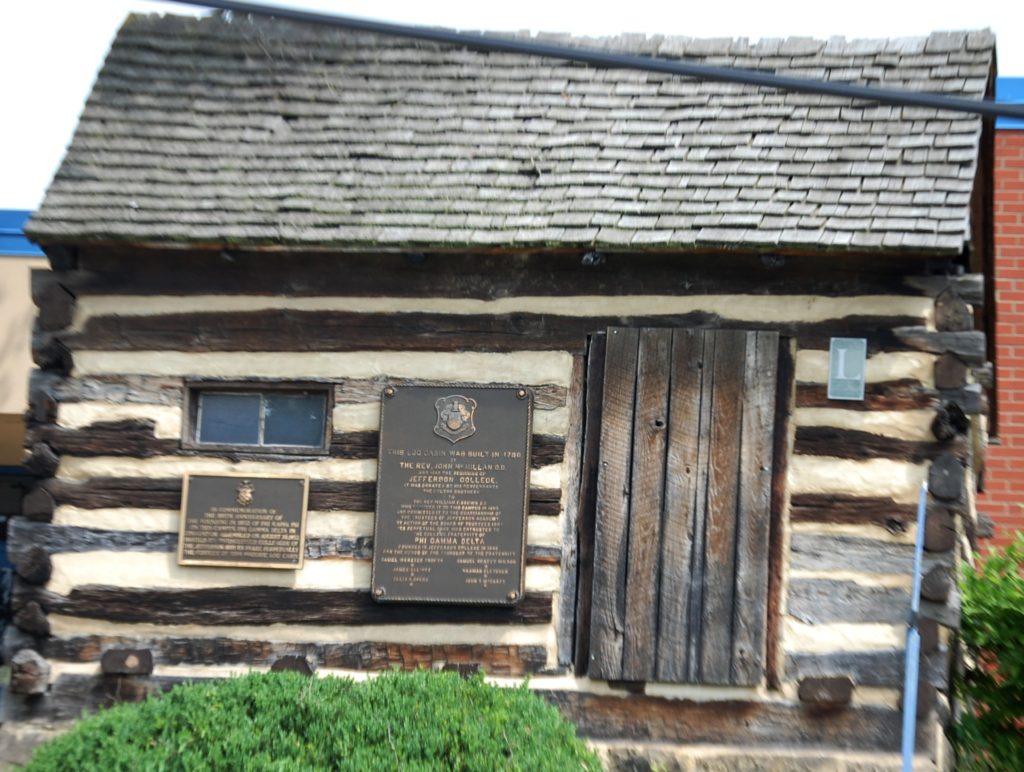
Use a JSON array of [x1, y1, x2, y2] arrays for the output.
[[186, 384, 331, 454]]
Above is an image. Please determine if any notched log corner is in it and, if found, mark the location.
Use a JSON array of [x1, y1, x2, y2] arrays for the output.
[[934, 287, 974, 333], [25, 442, 60, 478], [934, 353, 969, 390], [920, 564, 953, 603], [101, 648, 154, 676], [10, 649, 50, 695], [924, 507, 957, 553], [931, 402, 969, 442], [13, 601, 50, 637], [21, 486, 56, 522], [12, 546, 53, 585], [270, 655, 315, 676], [928, 454, 965, 502]]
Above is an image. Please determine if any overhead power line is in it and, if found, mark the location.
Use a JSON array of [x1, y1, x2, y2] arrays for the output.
[[166, 0, 1024, 120]]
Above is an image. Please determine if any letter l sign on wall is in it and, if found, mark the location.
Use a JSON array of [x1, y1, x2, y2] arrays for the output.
[[827, 337, 867, 401]]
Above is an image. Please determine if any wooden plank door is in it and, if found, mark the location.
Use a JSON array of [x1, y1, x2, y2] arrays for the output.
[[583, 327, 780, 686]]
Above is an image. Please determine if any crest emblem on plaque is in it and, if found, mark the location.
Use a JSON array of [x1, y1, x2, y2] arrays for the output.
[[236, 480, 254, 506], [433, 395, 478, 443]]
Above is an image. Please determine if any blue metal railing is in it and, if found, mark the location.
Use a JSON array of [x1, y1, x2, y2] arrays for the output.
[[901, 480, 929, 771]]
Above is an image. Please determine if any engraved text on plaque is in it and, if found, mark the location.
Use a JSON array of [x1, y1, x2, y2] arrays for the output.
[[178, 473, 309, 569], [372, 385, 532, 605]]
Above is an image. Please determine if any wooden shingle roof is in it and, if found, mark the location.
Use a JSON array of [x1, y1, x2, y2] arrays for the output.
[[28, 13, 995, 254]]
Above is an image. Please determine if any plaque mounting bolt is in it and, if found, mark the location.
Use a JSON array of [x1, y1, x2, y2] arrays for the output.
[[383, 386, 396, 398], [516, 389, 527, 400], [507, 590, 519, 601], [374, 587, 386, 597]]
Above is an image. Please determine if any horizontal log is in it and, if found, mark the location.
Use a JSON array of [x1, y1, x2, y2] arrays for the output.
[[7, 520, 559, 565], [334, 378, 567, 410], [795, 380, 936, 411], [903, 274, 982, 304], [28, 421, 179, 459], [44, 478, 563, 516], [20, 586, 553, 627], [28, 421, 565, 468], [793, 427, 966, 463], [72, 248, 941, 299], [787, 579, 909, 626], [49, 372, 185, 406], [789, 494, 917, 533], [41, 635, 549, 675], [786, 648, 949, 689], [542, 691, 906, 750], [892, 327, 986, 364], [789, 533, 952, 575], [948, 274, 984, 306], [63, 310, 924, 356], [4, 672, 927, 751], [3, 673, 178, 724], [938, 385, 987, 416], [40, 374, 568, 411]]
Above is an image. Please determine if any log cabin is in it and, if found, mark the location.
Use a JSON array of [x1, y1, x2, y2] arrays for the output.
[[3, 12, 995, 769]]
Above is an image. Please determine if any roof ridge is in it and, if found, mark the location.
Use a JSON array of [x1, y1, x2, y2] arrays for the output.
[[122, 12, 995, 59]]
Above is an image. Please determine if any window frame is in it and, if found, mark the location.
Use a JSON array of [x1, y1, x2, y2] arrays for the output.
[[182, 380, 334, 456]]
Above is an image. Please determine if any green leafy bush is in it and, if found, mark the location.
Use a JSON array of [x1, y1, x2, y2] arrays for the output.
[[26, 669, 601, 771], [955, 531, 1024, 771]]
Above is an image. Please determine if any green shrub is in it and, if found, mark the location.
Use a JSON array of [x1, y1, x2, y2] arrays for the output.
[[25, 669, 601, 771], [955, 531, 1024, 771]]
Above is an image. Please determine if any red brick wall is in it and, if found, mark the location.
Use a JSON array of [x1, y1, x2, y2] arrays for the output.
[[981, 130, 1024, 547]]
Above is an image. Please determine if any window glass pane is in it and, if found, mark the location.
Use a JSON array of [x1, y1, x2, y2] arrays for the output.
[[198, 393, 261, 445], [264, 393, 326, 447]]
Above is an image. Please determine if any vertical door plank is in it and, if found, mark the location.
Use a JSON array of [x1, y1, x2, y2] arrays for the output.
[[656, 329, 704, 682], [686, 331, 717, 683], [622, 328, 672, 679], [573, 334, 607, 676], [699, 330, 746, 684], [588, 327, 639, 680], [558, 353, 588, 667], [731, 331, 779, 685]]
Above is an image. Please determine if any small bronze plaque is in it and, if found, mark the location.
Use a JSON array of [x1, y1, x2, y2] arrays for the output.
[[178, 473, 309, 569], [372, 385, 533, 605]]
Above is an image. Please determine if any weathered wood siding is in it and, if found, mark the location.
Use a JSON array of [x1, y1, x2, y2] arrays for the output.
[[10, 249, 981, 754]]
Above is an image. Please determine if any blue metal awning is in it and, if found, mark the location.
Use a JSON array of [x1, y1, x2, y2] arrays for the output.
[[997, 77, 1024, 130], [0, 209, 44, 257]]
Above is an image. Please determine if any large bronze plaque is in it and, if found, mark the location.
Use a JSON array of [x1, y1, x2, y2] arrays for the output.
[[178, 473, 309, 569], [372, 385, 533, 605]]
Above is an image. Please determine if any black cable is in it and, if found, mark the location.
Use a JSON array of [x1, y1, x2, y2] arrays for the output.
[[164, 0, 1024, 120]]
